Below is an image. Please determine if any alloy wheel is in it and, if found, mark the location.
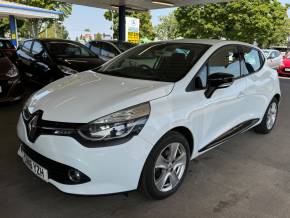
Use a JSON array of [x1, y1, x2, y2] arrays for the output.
[[266, 102, 277, 130], [154, 142, 187, 192]]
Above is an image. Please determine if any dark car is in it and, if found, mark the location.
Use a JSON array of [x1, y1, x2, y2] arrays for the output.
[[86, 40, 135, 61], [16, 39, 105, 86], [0, 38, 17, 62], [0, 50, 24, 103]]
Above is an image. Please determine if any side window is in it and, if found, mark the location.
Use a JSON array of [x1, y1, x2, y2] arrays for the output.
[[208, 46, 241, 78], [193, 65, 207, 90], [90, 42, 101, 55], [22, 41, 32, 53], [241, 46, 262, 75], [32, 41, 44, 55], [101, 43, 118, 58]]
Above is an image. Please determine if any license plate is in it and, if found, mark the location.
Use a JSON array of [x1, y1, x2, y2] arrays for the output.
[[285, 68, 290, 72], [22, 152, 48, 182]]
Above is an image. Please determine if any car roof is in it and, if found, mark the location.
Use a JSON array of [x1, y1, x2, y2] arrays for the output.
[[262, 49, 279, 52], [92, 40, 133, 44], [22, 38, 81, 44], [156, 39, 256, 47]]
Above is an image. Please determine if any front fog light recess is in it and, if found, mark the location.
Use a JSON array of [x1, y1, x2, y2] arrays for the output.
[[79, 103, 150, 142], [68, 169, 81, 183]]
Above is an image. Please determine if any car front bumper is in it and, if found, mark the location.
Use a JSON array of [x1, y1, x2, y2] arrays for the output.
[[17, 116, 153, 195], [0, 77, 24, 103]]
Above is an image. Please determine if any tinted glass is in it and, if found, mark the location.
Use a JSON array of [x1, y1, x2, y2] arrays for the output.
[[22, 41, 32, 52], [208, 46, 240, 78], [111, 41, 135, 52], [101, 43, 118, 58], [96, 43, 210, 82], [90, 42, 101, 55], [0, 40, 14, 49], [241, 47, 262, 74], [45, 41, 96, 58], [32, 41, 44, 55]]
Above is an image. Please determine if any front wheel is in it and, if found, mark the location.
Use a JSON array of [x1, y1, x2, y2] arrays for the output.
[[255, 98, 278, 134], [139, 131, 190, 200]]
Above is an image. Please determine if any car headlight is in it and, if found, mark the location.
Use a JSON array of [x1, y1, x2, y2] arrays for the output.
[[58, 65, 78, 75], [78, 103, 150, 142], [6, 64, 19, 78]]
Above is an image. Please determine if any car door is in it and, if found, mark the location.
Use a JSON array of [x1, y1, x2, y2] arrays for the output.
[[30, 41, 52, 84], [240, 45, 270, 120], [17, 40, 33, 77], [192, 45, 248, 152]]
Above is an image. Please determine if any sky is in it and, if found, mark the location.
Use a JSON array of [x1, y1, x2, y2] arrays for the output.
[[63, 1, 290, 40], [63, 5, 174, 40]]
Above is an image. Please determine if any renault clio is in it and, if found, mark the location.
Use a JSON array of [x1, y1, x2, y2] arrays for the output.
[[17, 40, 281, 199]]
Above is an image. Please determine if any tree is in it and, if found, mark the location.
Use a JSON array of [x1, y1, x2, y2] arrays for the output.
[[38, 22, 69, 39], [104, 10, 155, 40], [5, 0, 72, 38], [175, 0, 290, 47], [84, 28, 91, 32], [154, 12, 179, 40], [95, 32, 102, 40]]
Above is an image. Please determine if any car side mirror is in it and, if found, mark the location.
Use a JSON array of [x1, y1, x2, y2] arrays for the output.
[[205, 73, 234, 98]]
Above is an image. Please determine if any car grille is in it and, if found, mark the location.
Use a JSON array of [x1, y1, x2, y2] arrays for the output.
[[21, 143, 90, 185]]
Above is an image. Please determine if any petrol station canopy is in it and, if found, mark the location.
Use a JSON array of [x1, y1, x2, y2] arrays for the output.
[[0, 0, 63, 19], [59, 0, 232, 10]]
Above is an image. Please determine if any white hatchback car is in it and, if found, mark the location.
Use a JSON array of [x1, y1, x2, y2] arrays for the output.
[[262, 49, 283, 69], [17, 39, 280, 199]]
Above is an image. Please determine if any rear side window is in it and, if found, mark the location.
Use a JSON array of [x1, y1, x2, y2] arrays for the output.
[[101, 43, 118, 58], [22, 41, 32, 53], [90, 42, 101, 55], [208, 45, 241, 78], [32, 41, 44, 55], [241, 46, 262, 75]]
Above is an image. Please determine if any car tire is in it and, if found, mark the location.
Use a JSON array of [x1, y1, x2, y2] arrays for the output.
[[254, 98, 279, 134], [139, 131, 190, 200]]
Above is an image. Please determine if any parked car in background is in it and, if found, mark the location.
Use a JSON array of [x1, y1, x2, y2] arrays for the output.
[[16, 39, 104, 86], [18, 40, 280, 199], [262, 49, 283, 69], [0, 50, 24, 103], [0, 38, 17, 62], [277, 55, 290, 77], [86, 40, 135, 61], [270, 46, 289, 57]]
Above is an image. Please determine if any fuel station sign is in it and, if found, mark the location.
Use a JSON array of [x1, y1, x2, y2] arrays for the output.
[[126, 17, 140, 44]]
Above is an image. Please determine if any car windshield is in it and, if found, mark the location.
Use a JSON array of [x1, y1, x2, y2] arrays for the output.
[[111, 41, 135, 52], [45, 41, 96, 58], [0, 40, 14, 49], [95, 43, 210, 82]]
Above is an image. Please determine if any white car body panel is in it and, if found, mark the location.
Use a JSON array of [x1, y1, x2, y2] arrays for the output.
[[17, 39, 281, 195], [26, 71, 174, 123]]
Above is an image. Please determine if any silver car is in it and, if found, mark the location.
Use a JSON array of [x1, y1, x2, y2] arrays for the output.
[[262, 49, 283, 69]]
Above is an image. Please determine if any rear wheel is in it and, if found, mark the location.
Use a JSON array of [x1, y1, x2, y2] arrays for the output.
[[255, 98, 278, 134], [139, 131, 190, 199]]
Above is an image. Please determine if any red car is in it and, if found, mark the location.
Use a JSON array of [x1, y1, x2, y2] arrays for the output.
[[277, 55, 290, 77]]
